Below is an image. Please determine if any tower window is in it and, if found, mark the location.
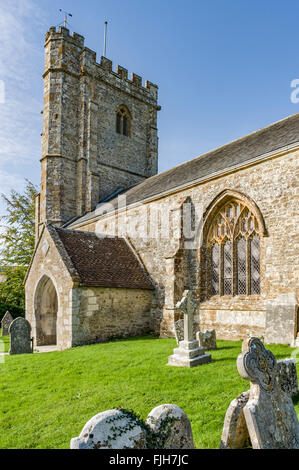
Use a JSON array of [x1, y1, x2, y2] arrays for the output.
[[116, 106, 131, 136]]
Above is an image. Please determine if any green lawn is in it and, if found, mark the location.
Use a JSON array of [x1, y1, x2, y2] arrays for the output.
[[0, 335, 298, 449], [0, 331, 9, 353]]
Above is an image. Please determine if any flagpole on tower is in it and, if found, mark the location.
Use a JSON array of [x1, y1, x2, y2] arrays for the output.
[[103, 21, 108, 57], [59, 9, 73, 28]]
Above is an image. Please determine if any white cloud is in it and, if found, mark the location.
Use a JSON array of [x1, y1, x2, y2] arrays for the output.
[[0, 0, 47, 176], [0, 169, 25, 193]]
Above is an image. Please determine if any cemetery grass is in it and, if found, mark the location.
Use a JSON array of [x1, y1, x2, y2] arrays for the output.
[[0, 336, 298, 449], [0, 331, 9, 352]]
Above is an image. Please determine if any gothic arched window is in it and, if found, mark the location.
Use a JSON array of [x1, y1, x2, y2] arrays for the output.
[[116, 106, 131, 137], [205, 198, 263, 297]]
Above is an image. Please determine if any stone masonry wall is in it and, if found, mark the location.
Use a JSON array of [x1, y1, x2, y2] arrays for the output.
[[69, 149, 299, 343], [71, 287, 153, 346]]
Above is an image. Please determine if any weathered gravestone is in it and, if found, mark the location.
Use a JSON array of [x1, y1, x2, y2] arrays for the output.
[[196, 330, 217, 350], [71, 405, 194, 449], [174, 319, 184, 345], [146, 404, 194, 449], [220, 391, 251, 449], [168, 290, 211, 367], [1, 311, 13, 336], [220, 338, 299, 449], [9, 317, 32, 355], [277, 358, 298, 397], [71, 409, 147, 449]]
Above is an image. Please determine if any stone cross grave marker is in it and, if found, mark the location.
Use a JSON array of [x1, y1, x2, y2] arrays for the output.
[[168, 290, 211, 368], [178, 290, 195, 342], [220, 338, 299, 449], [1, 311, 13, 336], [9, 317, 32, 355]]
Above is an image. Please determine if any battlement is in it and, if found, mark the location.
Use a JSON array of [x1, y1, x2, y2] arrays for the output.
[[45, 26, 85, 47], [45, 27, 159, 104]]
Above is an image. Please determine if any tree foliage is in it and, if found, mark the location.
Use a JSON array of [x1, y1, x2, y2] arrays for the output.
[[0, 180, 37, 319]]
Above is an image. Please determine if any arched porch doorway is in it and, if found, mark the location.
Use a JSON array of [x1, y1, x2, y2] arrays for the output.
[[34, 276, 58, 346]]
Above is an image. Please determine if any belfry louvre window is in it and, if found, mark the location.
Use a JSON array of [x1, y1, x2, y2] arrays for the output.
[[207, 200, 261, 297], [116, 106, 131, 136]]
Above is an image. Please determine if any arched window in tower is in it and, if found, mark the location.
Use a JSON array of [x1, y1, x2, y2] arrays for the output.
[[116, 105, 131, 136], [205, 197, 263, 298]]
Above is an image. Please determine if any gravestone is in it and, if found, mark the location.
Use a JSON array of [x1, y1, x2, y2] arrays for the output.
[[221, 338, 299, 449], [1, 311, 13, 336], [196, 330, 217, 350], [168, 290, 211, 367], [71, 405, 194, 450], [220, 355, 299, 449], [71, 409, 147, 449], [174, 319, 184, 345], [220, 391, 250, 449], [146, 404, 194, 449], [277, 358, 298, 397], [9, 317, 32, 355]]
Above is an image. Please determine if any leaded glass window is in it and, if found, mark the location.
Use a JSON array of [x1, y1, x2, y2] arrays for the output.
[[237, 237, 247, 295], [207, 199, 262, 297], [211, 244, 220, 296], [223, 241, 232, 295], [250, 235, 260, 295]]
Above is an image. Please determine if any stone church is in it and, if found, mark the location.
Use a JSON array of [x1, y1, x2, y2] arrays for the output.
[[25, 26, 298, 350]]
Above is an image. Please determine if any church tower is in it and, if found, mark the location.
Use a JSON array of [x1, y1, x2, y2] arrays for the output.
[[36, 26, 160, 236]]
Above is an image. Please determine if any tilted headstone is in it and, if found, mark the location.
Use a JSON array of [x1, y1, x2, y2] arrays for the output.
[[174, 319, 184, 345], [168, 290, 211, 367], [71, 409, 147, 449], [146, 404, 194, 449], [221, 338, 299, 449], [1, 311, 13, 336], [9, 317, 32, 355], [220, 354, 299, 449], [220, 391, 250, 449], [196, 330, 217, 350], [277, 358, 298, 397]]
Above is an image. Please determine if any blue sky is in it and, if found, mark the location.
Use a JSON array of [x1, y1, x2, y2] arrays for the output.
[[1, 0, 299, 217]]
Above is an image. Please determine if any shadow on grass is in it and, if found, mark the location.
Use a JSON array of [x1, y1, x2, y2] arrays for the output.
[[210, 356, 239, 363], [111, 335, 161, 343], [214, 346, 238, 351]]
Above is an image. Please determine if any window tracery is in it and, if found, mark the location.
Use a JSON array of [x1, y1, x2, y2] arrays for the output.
[[207, 200, 261, 297]]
